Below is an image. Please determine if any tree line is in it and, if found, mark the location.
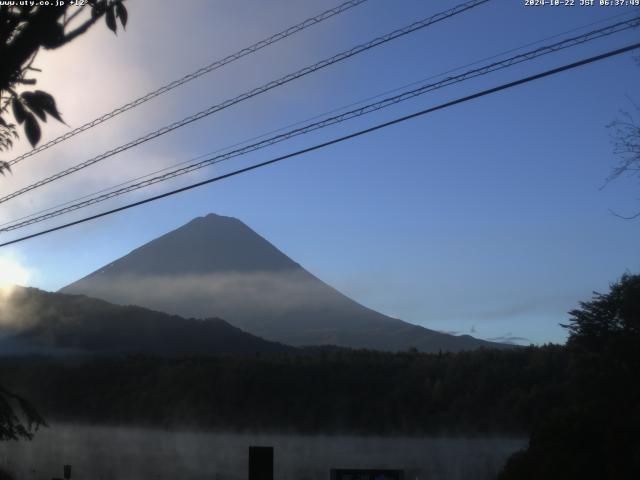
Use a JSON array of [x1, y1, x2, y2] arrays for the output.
[[0, 344, 567, 435]]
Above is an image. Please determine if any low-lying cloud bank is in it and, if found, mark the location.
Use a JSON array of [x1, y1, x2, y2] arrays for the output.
[[63, 270, 355, 320]]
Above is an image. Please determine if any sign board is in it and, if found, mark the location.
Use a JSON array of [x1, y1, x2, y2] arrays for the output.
[[330, 469, 404, 480], [249, 446, 273, 480]]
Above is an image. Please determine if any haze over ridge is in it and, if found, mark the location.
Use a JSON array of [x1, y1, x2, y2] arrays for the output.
[[61, 213, 508, 352]]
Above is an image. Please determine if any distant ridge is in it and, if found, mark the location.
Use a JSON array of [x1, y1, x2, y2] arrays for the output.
[[62, 214, 510, 353], [0, 286, 292, 356]]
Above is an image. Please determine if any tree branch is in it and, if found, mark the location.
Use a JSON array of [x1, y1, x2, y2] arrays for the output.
[[63, 4, 87, 28], [608, 208, 640, 220], [57, 13, 102, 46]]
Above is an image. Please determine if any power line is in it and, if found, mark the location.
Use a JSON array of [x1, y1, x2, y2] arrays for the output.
[[7, 6, 633, 231], [2, 16, 637, 234], [6, 9, 634, 231], [0, 0, 491, 205], [2, 41, 638, 248], [3, 5, 637, 231], [5, 0, 369, 167]]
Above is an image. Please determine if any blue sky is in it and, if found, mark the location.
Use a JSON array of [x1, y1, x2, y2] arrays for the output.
[[1, 0, 639, 344]]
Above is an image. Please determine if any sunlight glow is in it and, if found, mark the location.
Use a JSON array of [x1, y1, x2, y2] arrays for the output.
[[0, 255, 30, 296]]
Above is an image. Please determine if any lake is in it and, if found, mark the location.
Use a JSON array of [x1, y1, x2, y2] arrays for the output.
[[1, 424, 526, 480]]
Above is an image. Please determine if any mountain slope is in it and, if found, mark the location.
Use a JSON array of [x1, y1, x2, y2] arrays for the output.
[[61, 213, 509, 352], [0, 286, 292, 356]]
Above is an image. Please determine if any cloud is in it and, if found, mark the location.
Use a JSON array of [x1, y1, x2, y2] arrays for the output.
[[65, 270, 354, 322], [437, 330, 461, 336], [0, 286, 42, 333], [486, 333, 531, 345], [0, 252, 39, 329], [0, 0, 338, 228], [0, 253, 32, 294]]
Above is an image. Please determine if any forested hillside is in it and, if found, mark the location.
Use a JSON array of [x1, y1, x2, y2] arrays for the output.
[[0, 287, 292, 356], [0, 346, 567, 435]]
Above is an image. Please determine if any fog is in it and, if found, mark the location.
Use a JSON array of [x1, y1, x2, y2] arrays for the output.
[[1, 425, 525, 480], [0, 286, 43, 332], [63, 271, 345, 319]]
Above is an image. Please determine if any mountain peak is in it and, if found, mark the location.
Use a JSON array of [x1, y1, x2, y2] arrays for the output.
[[192, 212, 240, 223], [181, 212, 243, 230], [62, 215, 510, 353], [71, 214, 299, 278]]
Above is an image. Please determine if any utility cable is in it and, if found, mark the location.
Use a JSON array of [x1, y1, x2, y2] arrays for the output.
[[0, 0, 491, 205], [7, 5, 633, 231], [1, 16, 637, 233], [1, 40, 638, 248], [5, 0, 370, 167]]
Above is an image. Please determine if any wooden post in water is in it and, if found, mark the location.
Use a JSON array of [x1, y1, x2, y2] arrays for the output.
[[248, 446, 273, 480]]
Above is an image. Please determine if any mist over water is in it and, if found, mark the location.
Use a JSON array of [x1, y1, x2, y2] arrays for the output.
[[1, 425, 525, 480]]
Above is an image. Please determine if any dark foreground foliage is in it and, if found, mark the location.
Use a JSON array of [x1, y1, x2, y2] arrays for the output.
[[0, 468, 14, 480], [0, 345, 567, 435], [0, 385, 46, 441], [499, 274, 640, 480]]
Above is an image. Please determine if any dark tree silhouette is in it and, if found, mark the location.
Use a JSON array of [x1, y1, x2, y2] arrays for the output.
[[0, 385, 46, 440], [606, 103, 640, 218], [499, 274, 640, 480], [0, 0, 128, 174], [0, 0, 128, 442], [564, 272, 640, 349], [605, 55, 640, 219]]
